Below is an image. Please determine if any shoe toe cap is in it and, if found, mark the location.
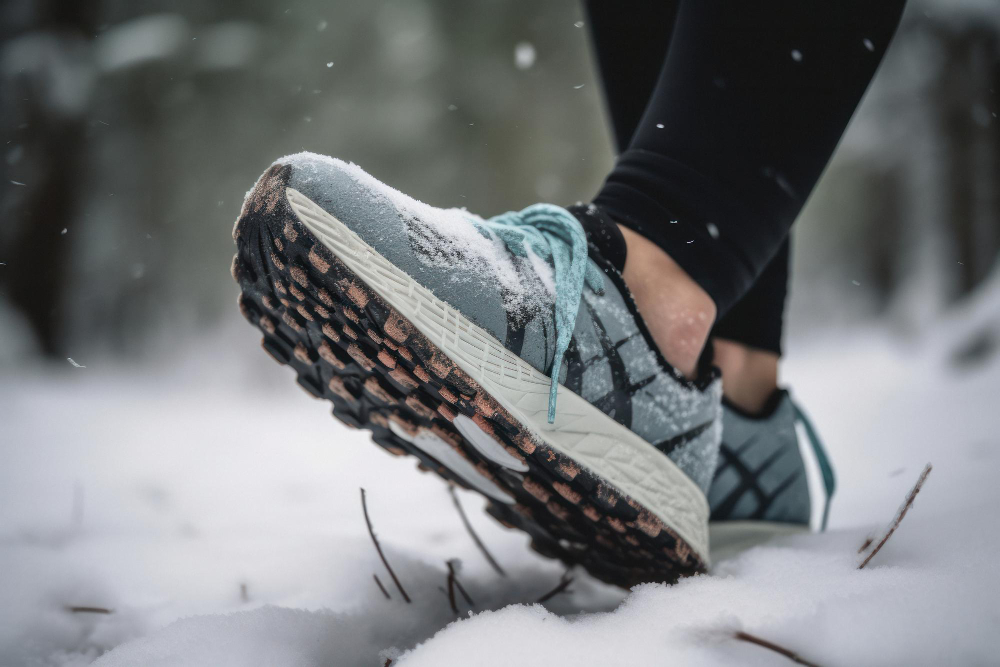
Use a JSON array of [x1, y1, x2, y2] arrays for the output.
[[268, 152, 520, 354]]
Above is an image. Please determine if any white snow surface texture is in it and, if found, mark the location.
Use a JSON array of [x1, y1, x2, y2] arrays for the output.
[[3, 274, 1000, 665]]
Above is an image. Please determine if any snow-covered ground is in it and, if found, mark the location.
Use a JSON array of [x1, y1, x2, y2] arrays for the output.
[[3, 277, 1000, 666]]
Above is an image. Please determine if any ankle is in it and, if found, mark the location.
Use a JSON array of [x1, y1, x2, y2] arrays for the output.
[[618, 225, 716, 378], [713, 339, 779, 414]]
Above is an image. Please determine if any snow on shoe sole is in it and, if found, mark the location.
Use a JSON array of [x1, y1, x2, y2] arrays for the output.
[[231, 164, 707, 587]]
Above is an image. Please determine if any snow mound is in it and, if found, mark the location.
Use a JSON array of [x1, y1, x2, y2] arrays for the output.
[[95, 606, 388, 667], [4, 282, 1000, 665]]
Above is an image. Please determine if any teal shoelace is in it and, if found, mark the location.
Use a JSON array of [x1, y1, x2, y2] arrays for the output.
[[793, 403, 836, 531], [477, 204, 604, 423]]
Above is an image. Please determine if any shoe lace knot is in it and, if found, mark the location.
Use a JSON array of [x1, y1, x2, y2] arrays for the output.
[[478, 203, 604, 423]]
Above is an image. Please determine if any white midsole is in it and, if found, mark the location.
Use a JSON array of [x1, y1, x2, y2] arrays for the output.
[[287, 187, 710, 562]]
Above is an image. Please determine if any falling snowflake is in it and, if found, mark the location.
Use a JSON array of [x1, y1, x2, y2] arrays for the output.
[[514, 42, 536, 70]]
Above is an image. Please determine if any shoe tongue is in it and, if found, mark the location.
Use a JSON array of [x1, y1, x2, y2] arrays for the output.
[[567, 204, 627, 274]]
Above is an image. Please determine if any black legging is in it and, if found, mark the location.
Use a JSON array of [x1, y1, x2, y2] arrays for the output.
[[585, 0, 906, 354]]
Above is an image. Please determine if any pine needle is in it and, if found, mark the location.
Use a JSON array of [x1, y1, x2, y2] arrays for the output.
[[448, 485, 506, 576], [65, 606, 112, 614], [361, 488, 411, 603], [373, 574, 391, 600], [734, 631, 822, 667], [858, 463, 932, 569], [536, 570, 573, 603]]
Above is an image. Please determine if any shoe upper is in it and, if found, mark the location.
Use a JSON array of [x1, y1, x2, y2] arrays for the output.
[[275, 152, 722, 493], [709, 389, 834, 529]]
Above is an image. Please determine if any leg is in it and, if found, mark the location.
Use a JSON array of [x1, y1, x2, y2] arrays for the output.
[[712, 240, 789, 414], [584, 0, 679, 153], [585, 1, 717, 379], [590, 1, 906, 375], [708, 243, 838, 533]]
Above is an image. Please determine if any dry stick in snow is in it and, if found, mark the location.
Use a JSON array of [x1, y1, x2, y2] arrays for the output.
[[857, 536, 874, 554], [65, 606, 112, 614], [360, 487, 411, 603], [373, 574, 391, 600], [734, 631, 822, 667], [445, 560, 474, 614], [448, 485, 506, 576], [447, 559, 474, 606], [858, 463, 932, 570], [445, 567, 458, 614], [536, 571, 574, 603]]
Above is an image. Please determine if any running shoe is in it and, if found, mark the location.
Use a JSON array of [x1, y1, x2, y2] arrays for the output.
[[230, 153, 722, 586], [708, 389, 834, 559]]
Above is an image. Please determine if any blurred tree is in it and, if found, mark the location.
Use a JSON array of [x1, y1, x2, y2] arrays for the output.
[[1, 0, 98, 354], [1, 0, 998, 359], [927, 18, 1000, 296]]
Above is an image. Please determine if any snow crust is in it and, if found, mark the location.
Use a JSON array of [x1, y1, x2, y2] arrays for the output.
[[3, 297, 1000, 665]]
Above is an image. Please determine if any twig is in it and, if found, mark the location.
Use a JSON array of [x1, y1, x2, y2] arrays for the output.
[[536, 571, 573, 603], [448, 485, 506, 576], [373, 574, 391, 600], [384, 660, 392, 667], [445, 566, 458, 614], [858, 464, 932, 570], [454, 578, 474, 606], [734, 631, 821, 667], [857, 536, 874, 554], [446, 559, 474, 606], [361, 488, 411, 603], [65, 606, 112, 614]]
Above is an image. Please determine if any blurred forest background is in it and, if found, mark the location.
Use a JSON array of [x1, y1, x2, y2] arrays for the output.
[[1, 0, 998, 366]]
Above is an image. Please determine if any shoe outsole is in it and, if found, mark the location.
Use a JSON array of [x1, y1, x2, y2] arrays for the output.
[[230, 164, 705, 587]]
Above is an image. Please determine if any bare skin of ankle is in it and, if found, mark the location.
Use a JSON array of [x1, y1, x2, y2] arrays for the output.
[[618, 225, 716, 378], [713, 338, 779, 414]]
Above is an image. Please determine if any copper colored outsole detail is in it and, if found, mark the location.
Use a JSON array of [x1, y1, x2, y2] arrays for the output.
[[231, 164, 705, 587]]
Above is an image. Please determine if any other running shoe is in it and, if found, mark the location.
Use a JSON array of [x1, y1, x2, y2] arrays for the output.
[[708, 389, 834, 559]]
